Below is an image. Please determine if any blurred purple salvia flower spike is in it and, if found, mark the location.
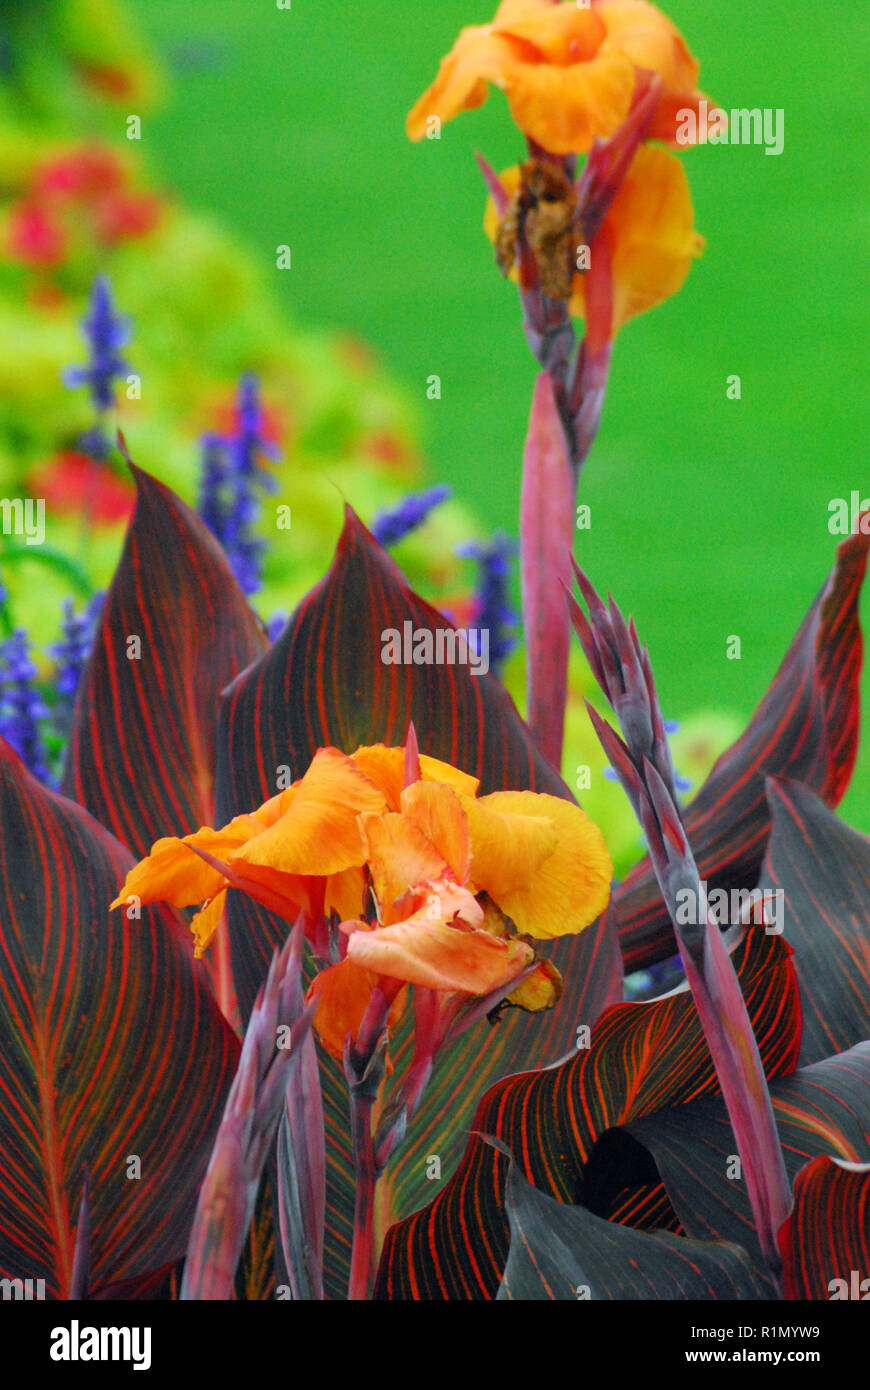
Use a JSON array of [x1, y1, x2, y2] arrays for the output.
[[50, 594, 104, 739], [371, 484, 450, 547], [569, 563, 792, 1288], [196, 431, 231, 546], [197, 374, 279, 596], [180, 918, 319, 1301], [63, 276, 131, 462], [0, 629, 51, 784], [455, 530, 520, 679]]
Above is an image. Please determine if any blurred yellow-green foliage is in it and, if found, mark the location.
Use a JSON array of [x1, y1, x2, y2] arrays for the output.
[[0, 0, 478, 644]]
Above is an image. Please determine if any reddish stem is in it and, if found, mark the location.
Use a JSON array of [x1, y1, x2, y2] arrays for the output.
[[347, 1089, 377, 1301]]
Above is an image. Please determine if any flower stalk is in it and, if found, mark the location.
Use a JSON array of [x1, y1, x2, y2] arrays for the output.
[[180, 920, 319, 1300], [568, 560, 792, 1286]]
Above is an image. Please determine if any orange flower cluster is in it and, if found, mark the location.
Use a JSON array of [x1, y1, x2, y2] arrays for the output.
[[409, 1, 714, 344], [407, 0, 707, 155], [112, 742, 612, 1057]]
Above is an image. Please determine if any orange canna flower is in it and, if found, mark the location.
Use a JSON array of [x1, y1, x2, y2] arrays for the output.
[[407, 0, 708, 155], [111, 740, 612, 1059], [484, 143, 703, 344]]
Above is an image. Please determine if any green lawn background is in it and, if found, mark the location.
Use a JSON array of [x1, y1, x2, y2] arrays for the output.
[[129, 0, 869, 828]]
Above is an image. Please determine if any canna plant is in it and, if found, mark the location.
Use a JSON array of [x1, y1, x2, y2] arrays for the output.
[[0, 0, 868, 1304], [0, 457, 867, 1300]]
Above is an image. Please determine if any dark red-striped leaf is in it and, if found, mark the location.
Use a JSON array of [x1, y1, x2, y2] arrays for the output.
[[375, 925, 799, 1300], [214, 505, 575, 1020], [493, 1142, 771, 1300], [61, 461, 268, 1017], [213, 507, 624, 1298], [620, 1042, 870, 1271], [614, 521, 869, 973], [0, 740, 239, 1298], [758, 778, 870, 1065], [780, 1156, 870, 1301]]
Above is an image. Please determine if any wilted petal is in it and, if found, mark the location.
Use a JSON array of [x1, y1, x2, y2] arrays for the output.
[[505, 957, 563, 1011]]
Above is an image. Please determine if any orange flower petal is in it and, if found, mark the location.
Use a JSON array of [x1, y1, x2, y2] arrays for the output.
[[400, 781, 471, 884], [231, 747, 386, 875], [109, 820, 261, 910], [406, 26, 519, 141], [307, 958, 405, 1062], [347, 912, 533, 994], [351, 744, 480, 808], [418, 753, 480, 799], [358, 812, 448, 922], [324, 865, 367, 923], [596, 0, 699, 99], [569, 144, 703, 333], [493, 0, 605, 64], [501, 50, 635, 154], [459, 790, 558, 895], [190, 888, 228, 959], [228, 861, 314, 921], [408, 0, 707, 153], [397, 877, 484, 931], [468, 791, 612, 938]]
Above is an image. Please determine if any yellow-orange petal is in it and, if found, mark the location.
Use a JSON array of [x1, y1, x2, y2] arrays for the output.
[[350, 744, 480, 809], [419, 753, 480, 799], [190, 888, 228, 959], [324, 865, 367, 923], [406, 26, 518, 141], [492, 0, 605, 65], [505, 957, 563, 1011], [400, 780, 471, 884], [596, 0, 699, 100], [501, 50, 636, 154], [347, 911, 533, 994], [231, 747, 386, 875], [307, 958, 405, 1062], [459, 790, 558, 895], [465, 790, 612, 938], [568, 144, 702, 333], [358, 811, 448, 922], [109, 822, 258, 911]]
